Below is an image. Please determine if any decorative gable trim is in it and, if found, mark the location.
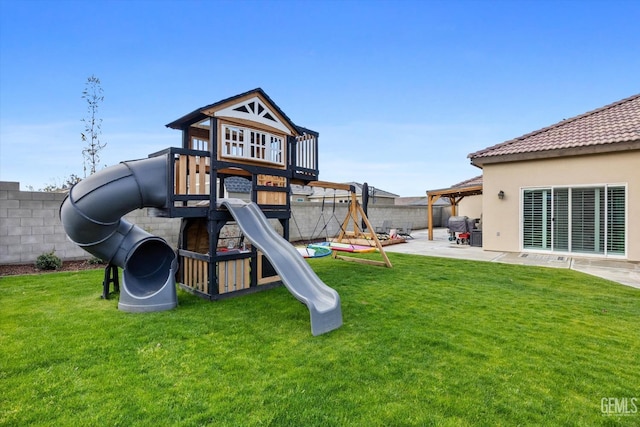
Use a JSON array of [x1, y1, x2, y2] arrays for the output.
[[213, 96, 292, 135]]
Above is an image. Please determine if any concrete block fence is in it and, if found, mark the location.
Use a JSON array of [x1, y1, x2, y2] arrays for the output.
[[0, 182, 182, 265], [1, 181, 433, 265]]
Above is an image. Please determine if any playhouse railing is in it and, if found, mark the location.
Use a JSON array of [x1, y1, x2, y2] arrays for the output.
[[291, 132, 319, 181], [148, 147, 211, 218], [178, 248, 256, 298], [178, 249, 210, 295], [173, 149, 210, 196]]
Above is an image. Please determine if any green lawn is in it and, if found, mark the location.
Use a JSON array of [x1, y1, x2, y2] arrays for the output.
[[1, 253, 638, 426]]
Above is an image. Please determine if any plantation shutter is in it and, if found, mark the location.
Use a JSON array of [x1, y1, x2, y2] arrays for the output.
[[552, 188, 569, 251], [523, 189, 551, 249], [523, 185, 625, 256], [607, 186, 625, 255], [571, 187, 605, 254]]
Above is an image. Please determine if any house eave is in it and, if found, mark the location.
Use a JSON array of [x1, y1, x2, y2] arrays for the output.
[[470, 140, 640, 167]]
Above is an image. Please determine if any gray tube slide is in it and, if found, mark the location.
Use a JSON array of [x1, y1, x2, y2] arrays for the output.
[[220, 199, 342, 336], [60, 155, 177, 312]]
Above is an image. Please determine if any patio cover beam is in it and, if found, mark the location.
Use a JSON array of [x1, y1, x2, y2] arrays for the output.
[[426, 185, 482, 240]]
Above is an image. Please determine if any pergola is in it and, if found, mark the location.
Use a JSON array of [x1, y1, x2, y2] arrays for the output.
[[426, 184, 483, 240]]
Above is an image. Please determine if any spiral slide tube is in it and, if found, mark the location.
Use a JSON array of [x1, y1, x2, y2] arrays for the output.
[[60, 155, 177, 312]]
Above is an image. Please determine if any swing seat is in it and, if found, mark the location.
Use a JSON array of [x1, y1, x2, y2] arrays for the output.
[[296, 244, 332, 258], [312, 242, 376, 253]]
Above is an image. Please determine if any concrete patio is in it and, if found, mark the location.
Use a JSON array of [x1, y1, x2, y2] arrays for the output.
[[383, 228, 640, 289]]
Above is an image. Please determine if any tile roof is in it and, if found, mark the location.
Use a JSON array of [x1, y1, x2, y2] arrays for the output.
[[469, 94, 640, 163], [451, 175, 483, 188]]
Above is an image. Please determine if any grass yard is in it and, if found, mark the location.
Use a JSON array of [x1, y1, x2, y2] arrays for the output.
[[1, 253, 638, 426]]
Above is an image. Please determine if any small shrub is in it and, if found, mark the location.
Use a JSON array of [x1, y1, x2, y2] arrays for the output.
[[87, 256, 105, 265], [35, 251, 63, 271]]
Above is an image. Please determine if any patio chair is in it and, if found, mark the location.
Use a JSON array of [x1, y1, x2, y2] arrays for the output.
[[398, 222, 413, 239], [375, 220, 393, 235]]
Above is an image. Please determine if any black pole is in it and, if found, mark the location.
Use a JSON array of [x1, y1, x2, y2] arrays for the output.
[[361, 182, 369, 231]]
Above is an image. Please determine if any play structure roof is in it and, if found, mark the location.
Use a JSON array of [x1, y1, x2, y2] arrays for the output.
[[468, 93, 640, 166], [165, 87, 310, 135]]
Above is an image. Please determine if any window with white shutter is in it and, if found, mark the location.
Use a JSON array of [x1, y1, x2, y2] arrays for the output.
[[571, 187, 605, 254], [607, 186, 626, 255], [523, 189, 550, 249], [553, 188, 569, 252], [522, 185, 625, 257]]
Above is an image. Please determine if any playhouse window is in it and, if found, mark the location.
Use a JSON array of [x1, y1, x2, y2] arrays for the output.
[[224, 126, 245, 157], [191, 137, 208, 151], [250, 131, 266, 160], [222, 124, 283, 165]]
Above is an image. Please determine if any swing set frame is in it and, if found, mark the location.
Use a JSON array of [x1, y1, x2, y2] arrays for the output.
[[308, 181, 393, 268]]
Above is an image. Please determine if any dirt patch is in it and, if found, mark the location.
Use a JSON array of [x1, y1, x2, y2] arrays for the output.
[[0, 260, 106, 277]]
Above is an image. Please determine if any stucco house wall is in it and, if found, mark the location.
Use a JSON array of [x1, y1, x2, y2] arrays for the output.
[[481, 150, 640, 260], [457, 194, 483, 220]]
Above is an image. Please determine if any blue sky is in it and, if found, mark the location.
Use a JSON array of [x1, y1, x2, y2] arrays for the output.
[[1, 0, 638, 196]]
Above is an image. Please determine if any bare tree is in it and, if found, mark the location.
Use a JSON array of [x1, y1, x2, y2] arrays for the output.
[[40, 174, 82, 192], [81, 75, 105, 177]]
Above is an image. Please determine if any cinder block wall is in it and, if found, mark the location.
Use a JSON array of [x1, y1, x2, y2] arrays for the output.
[[287, 202, 430, 241], [1, 181, 430, 265], [0, 182, 181, 264], [1, 182, 77, 264]]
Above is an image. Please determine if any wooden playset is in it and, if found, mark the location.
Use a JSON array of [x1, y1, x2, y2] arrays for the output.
[[157, 88, 389, 300]]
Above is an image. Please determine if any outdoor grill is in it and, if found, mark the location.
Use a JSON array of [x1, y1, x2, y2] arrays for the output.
[[447, 216, 471, 244]]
